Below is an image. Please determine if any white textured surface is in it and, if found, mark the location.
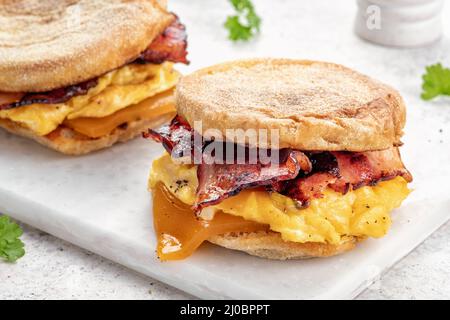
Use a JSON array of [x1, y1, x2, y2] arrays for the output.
[[1, 221, 449, 300], [0, 225, 192, 300], [1, 0, 450, 299]]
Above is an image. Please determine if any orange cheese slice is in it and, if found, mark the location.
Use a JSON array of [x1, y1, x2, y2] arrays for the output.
[[64, 90, 175, 138], [153, 182, 268, 261]]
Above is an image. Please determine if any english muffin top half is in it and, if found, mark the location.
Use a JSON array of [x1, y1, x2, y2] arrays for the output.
[[176, 59, 406, 151], [0, 0, 172, 92]]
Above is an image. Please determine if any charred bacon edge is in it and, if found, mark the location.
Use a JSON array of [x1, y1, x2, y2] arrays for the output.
[[136, 14, 189, 65], [193, 151, 311, 211], [0, 79, 98, 111]]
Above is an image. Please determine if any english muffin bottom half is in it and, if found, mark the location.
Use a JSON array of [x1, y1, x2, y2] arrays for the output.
[[145, 59, 412, 261], [0, 0, 189, 155]]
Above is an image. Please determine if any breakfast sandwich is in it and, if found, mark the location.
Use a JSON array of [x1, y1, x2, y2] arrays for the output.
[[145, 59, 412, 261], [0, 0, 188, 155]]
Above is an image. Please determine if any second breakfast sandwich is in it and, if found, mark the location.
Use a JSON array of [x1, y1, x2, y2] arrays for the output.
[[0, 0, 188, 155], [146, 59, 412, 261]]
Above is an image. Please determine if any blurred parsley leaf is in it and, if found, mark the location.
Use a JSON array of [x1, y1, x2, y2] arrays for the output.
[[421, 63, 450, 100], [225, 0, 261, 41], [0, 215, 25, 262]]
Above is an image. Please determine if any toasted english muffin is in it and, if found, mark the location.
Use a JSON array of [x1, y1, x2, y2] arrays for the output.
[[208, 231, 358, 260], [176, 59, 406, 152]]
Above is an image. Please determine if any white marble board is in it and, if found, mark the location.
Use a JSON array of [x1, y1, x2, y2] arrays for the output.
[[0, 0, 449, 299]]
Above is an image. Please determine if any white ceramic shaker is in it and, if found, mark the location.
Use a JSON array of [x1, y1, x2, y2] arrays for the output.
[[355, 0, 444, 47]]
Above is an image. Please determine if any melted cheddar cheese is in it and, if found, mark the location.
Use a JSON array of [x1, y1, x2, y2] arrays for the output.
[[153, 182, 268, 261], [64, 90, 175, 138], [150, 153, 411, 246], [0, 62, 179, 136]]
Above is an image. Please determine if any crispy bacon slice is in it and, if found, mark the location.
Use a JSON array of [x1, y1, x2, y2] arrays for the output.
[[331, 149, 412, 191], [143, 115, 194, 158], [0, 79, 98, 111], [0, 92, 25, 107], [272, 152, 340, 206], [136, 15, 189, 65], [195, 150, 311, 211], [277, 148, 412, 207]]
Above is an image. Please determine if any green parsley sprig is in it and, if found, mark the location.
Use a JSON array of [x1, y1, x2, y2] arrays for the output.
[[421, 63, 450, 101], [225, 0, 261, 41], [0, 215, 25, 262]]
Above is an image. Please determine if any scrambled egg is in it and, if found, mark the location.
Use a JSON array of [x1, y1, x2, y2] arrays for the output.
[[0, 62, 179, 136], [150, 153, 411, 245], [150, 154, 199, 205]]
